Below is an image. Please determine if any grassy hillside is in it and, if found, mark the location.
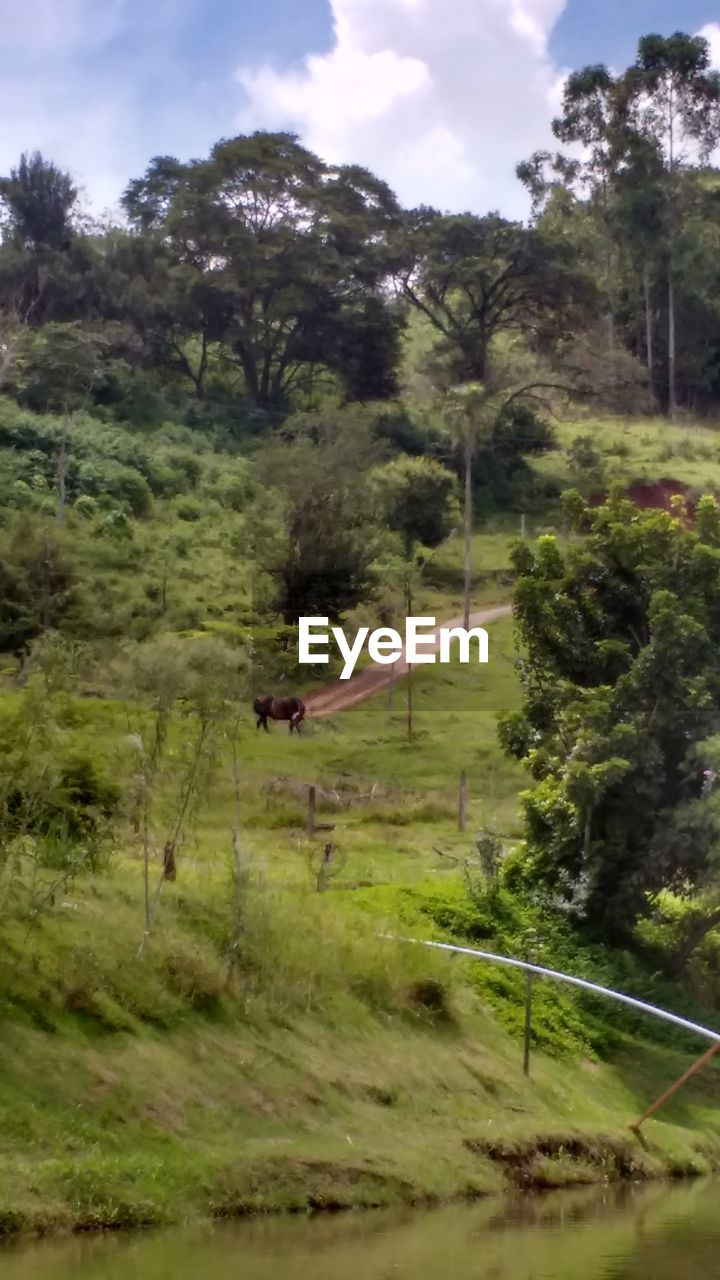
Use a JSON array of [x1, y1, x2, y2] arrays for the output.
[[5, 411, 720, 1236], [536, 416, 720, 497], [2, 621, 720, 1236], [1, 859, 720, 1236]]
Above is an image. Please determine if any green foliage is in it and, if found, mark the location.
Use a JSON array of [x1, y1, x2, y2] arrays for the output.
[[122, 133, 403, 409], [501, 492, 720, 942], [0, 638, 121, 894], [0, 514, 77, 652], [372, 455, 460, 554], [257, 411, 382, 623], [568, 434, 603, 477], [0, 151, 77, 252]]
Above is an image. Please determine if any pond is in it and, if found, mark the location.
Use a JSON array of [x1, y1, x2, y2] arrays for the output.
[[0, 1181, 718, 1279]]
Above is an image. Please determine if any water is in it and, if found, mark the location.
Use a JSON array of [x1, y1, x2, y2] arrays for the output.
[[0, 1182, 718, 1279]]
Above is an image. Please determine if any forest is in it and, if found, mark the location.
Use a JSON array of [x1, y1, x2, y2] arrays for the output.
[[5, 29, 720, 1234]]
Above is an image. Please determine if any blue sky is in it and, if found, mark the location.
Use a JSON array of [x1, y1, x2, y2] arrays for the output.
[[1, 0, 719, 219]]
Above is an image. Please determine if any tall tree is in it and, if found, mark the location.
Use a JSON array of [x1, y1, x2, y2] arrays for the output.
[[622, 33, 720, 418], [551, 66, 624, 353]]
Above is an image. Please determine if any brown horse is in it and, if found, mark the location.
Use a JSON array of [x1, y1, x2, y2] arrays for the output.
[[253, 694, 306, 734]]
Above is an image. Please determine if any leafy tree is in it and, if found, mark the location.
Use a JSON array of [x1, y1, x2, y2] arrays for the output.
[[398, 211, 587, 385], [256, 410, 381, 623], [123, 132, 402, 411], [500, 492, 720, 945], [0, 514, 78, 652], [0, 152, 78, 252], [18, 322, 108, 524], [372, 455, 460, 556]]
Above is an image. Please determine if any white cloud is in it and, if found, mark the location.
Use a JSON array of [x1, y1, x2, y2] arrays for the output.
[[236, 0, 570, 219]]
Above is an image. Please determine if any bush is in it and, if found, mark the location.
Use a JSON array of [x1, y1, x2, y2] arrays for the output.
[[568, 435, 603, 477], [4, 752, 121, 871]]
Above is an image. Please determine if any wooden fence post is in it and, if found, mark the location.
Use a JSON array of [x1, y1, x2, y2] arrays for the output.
[[523, 970, 534, 1077], [387, 662, 395, 721], [307, 785, 316, 837], [458, 771, 468, 832]]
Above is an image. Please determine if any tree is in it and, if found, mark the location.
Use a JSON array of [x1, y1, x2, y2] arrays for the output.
[[442, 354, 562, 629], [256, 409, 382, 623], [397, 211, 586, 386], [123, 133, 403, 411], [550, 66, 624, 352], [0, 514, 78, 652], [0, 152, 78, 252], [500, 492, 720, 945], [372, 456, 460, 556], [18, 323, 107, 524], [443, 384, 488, 630], [622, 33, 720, 418]]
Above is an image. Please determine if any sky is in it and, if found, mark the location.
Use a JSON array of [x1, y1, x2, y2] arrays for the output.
[[2, 0, 720, 221]]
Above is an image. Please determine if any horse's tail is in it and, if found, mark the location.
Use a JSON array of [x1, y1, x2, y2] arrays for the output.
[[291, 696, 306, 724]]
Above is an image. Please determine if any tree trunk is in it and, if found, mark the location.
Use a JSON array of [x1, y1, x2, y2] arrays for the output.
[[643, 263, 653, 390], [463, 438, 473, 631], [162, 841, 177, 882], [667, 268, 677, 421], [669, 906, 720, 976], [57, 411, 71, 527]]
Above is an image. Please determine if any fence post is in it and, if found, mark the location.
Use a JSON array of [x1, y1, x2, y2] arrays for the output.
[[458, 771, 468, 832], [523, 969, 534, 1077], [387, 662, 395, 721], [307, 785, 316, 837]]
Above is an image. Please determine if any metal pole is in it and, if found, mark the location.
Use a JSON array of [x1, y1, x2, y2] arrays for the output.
[[630, 1039, 720, 1132]]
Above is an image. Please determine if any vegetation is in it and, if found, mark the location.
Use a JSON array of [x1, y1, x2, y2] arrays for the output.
[[6, 25, 720, 1241]]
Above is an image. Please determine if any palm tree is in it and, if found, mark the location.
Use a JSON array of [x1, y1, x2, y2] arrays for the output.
[[443, 382, 491, 630]]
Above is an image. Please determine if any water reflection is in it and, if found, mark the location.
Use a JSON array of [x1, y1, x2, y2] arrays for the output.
[[0, 1180, 717, 1280]]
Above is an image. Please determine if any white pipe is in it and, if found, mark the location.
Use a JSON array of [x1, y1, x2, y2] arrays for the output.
[[381, 935, 720, 1044]]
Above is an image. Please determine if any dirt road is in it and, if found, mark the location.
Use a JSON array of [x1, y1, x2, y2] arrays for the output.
[[304, 603, 513, 718]]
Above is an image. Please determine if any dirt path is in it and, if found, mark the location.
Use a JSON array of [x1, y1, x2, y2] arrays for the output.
[[304, 603, 513, 718]]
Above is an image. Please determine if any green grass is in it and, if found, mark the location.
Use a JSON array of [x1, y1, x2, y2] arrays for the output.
[[536, 415, 720, 496], [0, 866, 719, 1236]]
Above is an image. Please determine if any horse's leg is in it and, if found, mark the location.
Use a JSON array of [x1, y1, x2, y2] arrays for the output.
[[263, 716, 270, 733]]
